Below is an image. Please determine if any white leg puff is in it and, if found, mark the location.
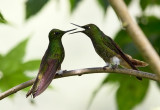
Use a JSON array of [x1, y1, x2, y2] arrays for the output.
[[111, 56, 120, 65]]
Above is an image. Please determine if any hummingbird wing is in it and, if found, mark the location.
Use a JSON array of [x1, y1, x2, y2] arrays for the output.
[[26, 58, 60, 98], [102, 35, 138, 70], [26, 46, 64, 98], [102, 35, 142, 80]]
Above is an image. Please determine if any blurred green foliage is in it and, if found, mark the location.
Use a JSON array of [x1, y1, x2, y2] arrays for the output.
[[25, 0, 49, 19], [0, 39, 40, 93], [0, 12, 8, 24], [69, 0, 82, 13], [140, 0, 160, 11], [124, 0, 132, 5], [0, 0, 160, 109], [96, 0, 109, 14]]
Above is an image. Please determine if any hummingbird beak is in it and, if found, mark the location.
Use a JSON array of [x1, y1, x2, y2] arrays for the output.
[[69, 31, 84, 34], [70, 23, 84, 28], [65, 28, 77, 33], [70, 23, 85, 34]]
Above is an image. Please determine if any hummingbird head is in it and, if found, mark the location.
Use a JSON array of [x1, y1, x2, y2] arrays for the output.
[[49, 28, 76, 41], [70, 23, 101, 37]]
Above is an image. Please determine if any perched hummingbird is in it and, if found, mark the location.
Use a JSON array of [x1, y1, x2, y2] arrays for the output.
[[26, 28, 76, 98], [71, 23, 148, 80]]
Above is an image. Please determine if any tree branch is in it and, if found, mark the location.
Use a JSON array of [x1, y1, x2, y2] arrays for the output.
[[108, 0, 160, 76], [0, 67, 159, 100]]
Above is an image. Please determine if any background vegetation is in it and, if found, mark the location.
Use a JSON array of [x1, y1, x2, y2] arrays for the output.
[[0, 0, 160, 110]]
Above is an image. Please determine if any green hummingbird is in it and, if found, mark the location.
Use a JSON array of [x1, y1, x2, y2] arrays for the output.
[[71, 23, 148, 80], [26, 28, 76, 98]]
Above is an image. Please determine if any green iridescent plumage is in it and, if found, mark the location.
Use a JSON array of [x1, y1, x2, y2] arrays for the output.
[[26, 28, 75, 98], [71, 23, 148, 80]]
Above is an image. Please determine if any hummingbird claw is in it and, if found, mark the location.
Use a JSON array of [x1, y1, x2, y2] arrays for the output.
[[103, 66, 109, 70], [111, 64, 118, 69], [103, 62, 111, 70]]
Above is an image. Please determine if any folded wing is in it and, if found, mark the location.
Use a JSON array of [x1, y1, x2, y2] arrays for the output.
[[26, 59, 60, 98]]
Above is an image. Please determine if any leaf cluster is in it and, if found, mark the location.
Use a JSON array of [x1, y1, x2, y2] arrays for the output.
[[0, 39, 40, 95]]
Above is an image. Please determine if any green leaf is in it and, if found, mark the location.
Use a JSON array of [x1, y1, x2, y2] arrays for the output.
[[6, 38, 28, 63], [139, 0, 160, 11], [116, 79, 149, 110], [124, 0, 132, 6], [101, 74, 149, 110], [137, 16, 160, 55], [140, 0, 149, 11], [0, 12, 8, 24], [97, 0, 109, 14], [0, 38, 29, 75], [25, 0, 50, 19], [21, 60, 41, 71], [69, 0, 82, 13], [0, 38, 40, 95], [0, 70, 31, 92]]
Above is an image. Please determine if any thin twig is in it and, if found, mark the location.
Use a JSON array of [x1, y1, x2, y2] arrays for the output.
[[0, 67, 159, 100], [108, 0, 160, 76]]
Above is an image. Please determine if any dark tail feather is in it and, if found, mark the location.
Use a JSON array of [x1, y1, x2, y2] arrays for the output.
[[125, 54, 148, 67], [26, 78, 39, 98], [131, 59, 148, 67], [26, 90, 32, 98], [125, 54, 147, 80]]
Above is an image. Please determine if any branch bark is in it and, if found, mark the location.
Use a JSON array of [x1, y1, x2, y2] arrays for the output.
[[0, 67, 159, 100], [108, 0, 160, 77]]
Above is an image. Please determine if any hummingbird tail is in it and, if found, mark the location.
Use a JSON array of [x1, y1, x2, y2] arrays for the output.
[[26, 89, 32, 98], [131, 59, 148, 67], [26, 77, 41, 98], [118, 54, 143, 80], [125, 54, 148, 67]]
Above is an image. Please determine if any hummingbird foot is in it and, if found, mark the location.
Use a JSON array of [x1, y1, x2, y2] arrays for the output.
[[57, 70, 67, 76], [111, 64, 118, 69], [103, 62, 111, 70]]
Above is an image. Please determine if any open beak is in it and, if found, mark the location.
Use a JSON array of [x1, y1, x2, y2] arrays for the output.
[[69, 30, 84, 34], [65, 28, 77, 33], [70, 23, 85, 34], [70, 23, 84, 28]]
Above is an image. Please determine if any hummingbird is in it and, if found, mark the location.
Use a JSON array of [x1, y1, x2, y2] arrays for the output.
[[70, 23, 148, 80], [26, 28, 76, 98]]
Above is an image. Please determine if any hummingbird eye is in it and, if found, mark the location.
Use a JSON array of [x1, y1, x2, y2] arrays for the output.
[[85, 26, 90, 29], [86, 26, 91, 29], [54, 32, 58, 35]]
